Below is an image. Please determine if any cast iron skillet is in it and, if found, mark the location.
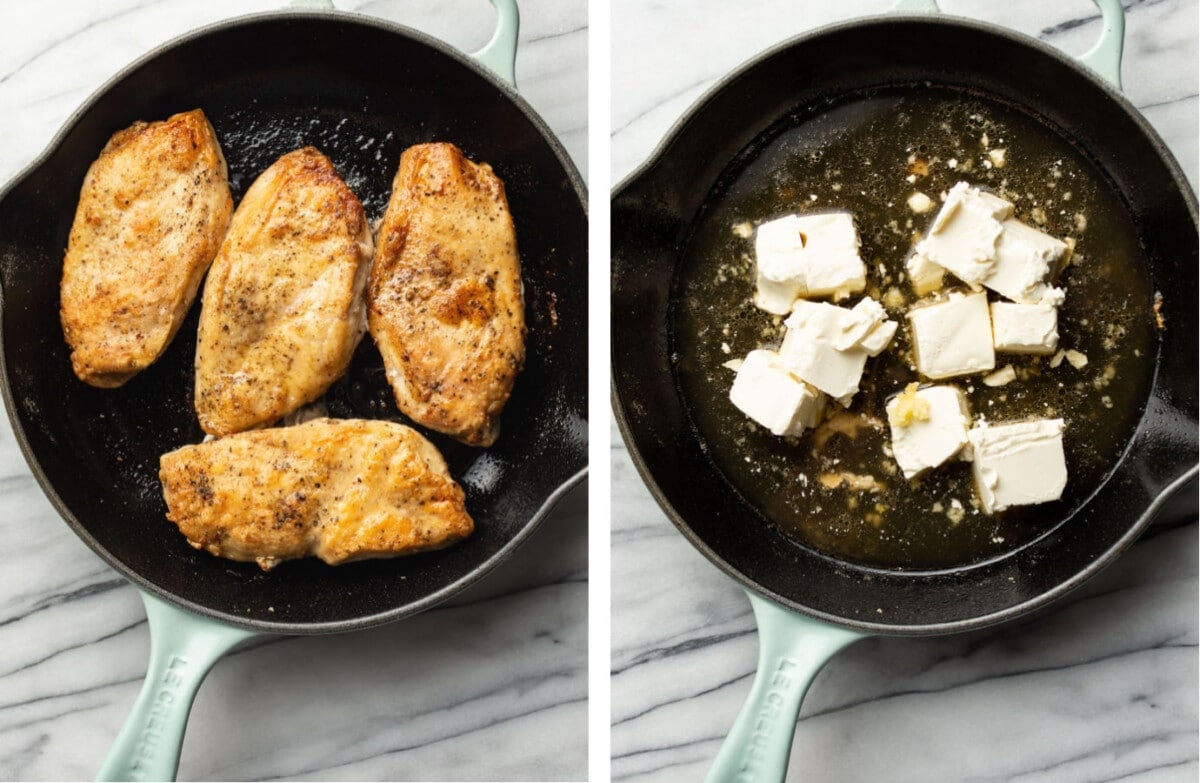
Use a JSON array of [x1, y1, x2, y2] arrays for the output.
[[611, 1, 1195, 780], [0, 2, 586, 780]]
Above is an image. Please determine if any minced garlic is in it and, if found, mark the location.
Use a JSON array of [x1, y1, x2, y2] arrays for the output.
[[888, 382, 931, 428]]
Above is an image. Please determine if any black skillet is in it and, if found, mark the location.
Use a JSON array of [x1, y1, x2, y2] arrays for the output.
[[611, 1, 1196, 780], [0, 1, 586, 779]]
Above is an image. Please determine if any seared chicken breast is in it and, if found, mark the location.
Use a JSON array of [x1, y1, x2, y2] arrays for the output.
[[369, 143, 525, 447], [195, 147, 373, 436], [160, 418, 473, 571], [60, 109, 232, 387]]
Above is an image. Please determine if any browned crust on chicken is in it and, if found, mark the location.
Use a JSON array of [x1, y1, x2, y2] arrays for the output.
[[60, 109, 232, 387], [369, 143, 525, 447], [159, 418, 473, 570], [194, 147, 374, 436]]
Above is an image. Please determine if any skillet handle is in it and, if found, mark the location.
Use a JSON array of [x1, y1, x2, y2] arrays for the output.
[[96, 591, 259, 782], [471, 0, 520, 88], [705, 591, 863, 783], [286, 0, 519, 89], [889, 0, 940, 11], [889, 0, 1125, 91], [1076, 0, 1125, 91]]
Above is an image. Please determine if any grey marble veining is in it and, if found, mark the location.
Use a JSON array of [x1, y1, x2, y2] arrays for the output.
[[611, 1, 1198, 781], [0, 1, 587, 780]]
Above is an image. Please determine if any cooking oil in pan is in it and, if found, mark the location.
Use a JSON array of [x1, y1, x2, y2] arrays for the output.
[[673, 86, 1156, 570]]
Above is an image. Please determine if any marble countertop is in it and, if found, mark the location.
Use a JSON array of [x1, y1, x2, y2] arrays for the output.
[[0, 1, 586, 780], [611, 1, 1198, 781]]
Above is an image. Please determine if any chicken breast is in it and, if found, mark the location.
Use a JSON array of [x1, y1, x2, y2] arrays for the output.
[[195, 147, 373, 436], [60, 109, 232, 387], [369, 142, 525, 447], [160, 418, 473, 571]]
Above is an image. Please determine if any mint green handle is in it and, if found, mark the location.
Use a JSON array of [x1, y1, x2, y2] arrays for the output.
[[889, 0, 1125, 90], [705, 592, 862, 783], [1076, 0, 1125, 90], [288, 0, 519, 88], [889, 0, 939, 11], [471, 0, 520, 88], [96, 591, 259, 782]]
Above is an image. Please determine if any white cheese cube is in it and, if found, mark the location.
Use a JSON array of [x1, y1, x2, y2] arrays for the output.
[[964, 186, 1014, 220], [859, 319, 898, 357], [833, 297, 888, 350], [887, 385, 970, 479], [754, 216, 806, 314], [982, 219, 1067, 305], [778, 297, 895, 401], [754, 274, 805, 315], [905, 252, 945, 296], [793, 213, 867, 300], [753, 212, 866, 313], [916, 182, 1013, 287], [908, 292, 996, 379], [787, 297, 894, 351], [778, 320, 868, 403], [967, 419, 1067, 513], [729, 349, 825, 437], [785, 298, 846, 335], [990, 302, 1059, 354]]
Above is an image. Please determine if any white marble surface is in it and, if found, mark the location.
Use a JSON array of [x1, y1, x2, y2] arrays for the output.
[[611, 1, 1198, 781], [0, 1, 587, 780]]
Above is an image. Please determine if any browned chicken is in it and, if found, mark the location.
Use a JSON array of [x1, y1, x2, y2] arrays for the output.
[[194, 147, 373, 436], [369, 142, 526, 447], [60, 109, 232, 387], [159, 418, 473, 571]]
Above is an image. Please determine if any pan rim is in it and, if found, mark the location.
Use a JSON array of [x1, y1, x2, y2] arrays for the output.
[[611, 12, 1197, 634], [0, 8, 588, 634], [613, 11, 1196, 217], [613, 368, 1194, 635], [0, 8, 588, 213]]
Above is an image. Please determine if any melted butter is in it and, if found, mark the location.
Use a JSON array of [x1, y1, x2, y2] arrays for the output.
[[673, 87, 1155, 570]]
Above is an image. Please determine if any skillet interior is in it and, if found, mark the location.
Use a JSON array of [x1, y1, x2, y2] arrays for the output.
[[0, 13, 587, 632], [611, 16, 1197, 632]]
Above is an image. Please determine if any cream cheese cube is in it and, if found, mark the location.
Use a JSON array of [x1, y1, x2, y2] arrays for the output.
[[833, 297, 888, 350], [982, 219, 1067, 305], [990, 302, 1059, 354], [754, 216, 807, 314], [916, 182, 1013, 287], [729, 349, 825, 437], [779, 297, 895, 401], [753, 212, 866, 313], [784, 299, 845, 336], [860, 319, 898, 357], [788, 297, 894, 350], [905, 252, 945, 296], [887, 385, 970, 479], [778, 327, 868, 403], [754, 275, 806, 315], [967, 419, 1067, 513], [908, 291, 996, 379], [797, 213, 868, 299]]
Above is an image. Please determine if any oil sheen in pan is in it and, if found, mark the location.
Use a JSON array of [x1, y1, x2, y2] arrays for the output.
[[672, 85, 1157, 571]]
